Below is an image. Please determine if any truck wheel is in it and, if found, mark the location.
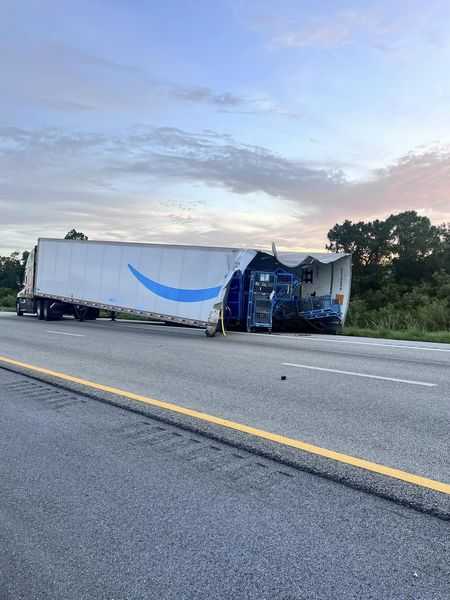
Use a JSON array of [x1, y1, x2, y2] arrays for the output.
[[43, 301, 52, 321], [36, 299, 44, 320], [16, 301, 24, 316]]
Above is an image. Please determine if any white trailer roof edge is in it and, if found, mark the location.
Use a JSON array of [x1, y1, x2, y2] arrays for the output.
[[37, 238, 258, 254], [37, 238, 351, 265]]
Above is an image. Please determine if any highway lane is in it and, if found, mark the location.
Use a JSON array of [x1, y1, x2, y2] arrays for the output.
[[1, 312, 449, 483], [1, 367, 449, 599]]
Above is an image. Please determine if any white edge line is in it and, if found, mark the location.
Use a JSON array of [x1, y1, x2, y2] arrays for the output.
[[233, 331, 450, 353], [282, 362, 437, 387], [302, 337, 450, 353], [46, 330, 85, 337]]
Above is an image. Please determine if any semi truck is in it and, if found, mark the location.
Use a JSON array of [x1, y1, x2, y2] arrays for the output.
[[16, 238, 352, 335]]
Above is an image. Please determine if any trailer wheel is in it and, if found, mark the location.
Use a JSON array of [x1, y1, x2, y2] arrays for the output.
[[36, 299, 44, 320], [43, 300, 52, 321], [16, 301, 24, 316]]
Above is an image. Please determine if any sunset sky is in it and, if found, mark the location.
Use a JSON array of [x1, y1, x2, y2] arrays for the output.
[[1, 0, 450, 254]]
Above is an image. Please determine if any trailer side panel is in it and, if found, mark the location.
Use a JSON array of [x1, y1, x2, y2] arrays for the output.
[[35, 239, 256, 328]]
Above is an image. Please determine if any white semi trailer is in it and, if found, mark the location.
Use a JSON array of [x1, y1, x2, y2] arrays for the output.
[[16, 238, 352, 335], [16, 238, 258, 336]]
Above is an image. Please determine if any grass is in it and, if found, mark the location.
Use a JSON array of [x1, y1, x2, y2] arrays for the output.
[[0, 306, 15, 312], [343, 326, 450, 344]]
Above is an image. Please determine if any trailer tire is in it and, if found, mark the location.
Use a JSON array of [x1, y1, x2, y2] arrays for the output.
[[43, 300, 52, 321], [36, 299, 44, 320], [16, 301, 24, 316]]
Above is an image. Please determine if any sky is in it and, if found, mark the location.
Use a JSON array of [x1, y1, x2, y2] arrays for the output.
[[1, 0, 450, 254]]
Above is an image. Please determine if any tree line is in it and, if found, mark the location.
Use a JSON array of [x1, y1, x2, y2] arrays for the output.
[[327, 211, 450, 332]]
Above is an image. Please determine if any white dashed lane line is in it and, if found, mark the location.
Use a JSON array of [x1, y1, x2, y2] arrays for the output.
[[282, 362, 437, 387], [47, 330, 85, 337]]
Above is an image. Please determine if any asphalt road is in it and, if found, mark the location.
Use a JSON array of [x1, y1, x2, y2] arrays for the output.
[[1, 312, 449, 485], [1, 366, 449, 599]]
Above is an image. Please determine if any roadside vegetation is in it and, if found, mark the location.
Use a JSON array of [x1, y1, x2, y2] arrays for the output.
[[0, 253, 28, 310], [327, 211, 450, 343]]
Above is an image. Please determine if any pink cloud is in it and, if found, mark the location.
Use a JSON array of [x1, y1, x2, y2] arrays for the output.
[[1, 126, 449, 254]]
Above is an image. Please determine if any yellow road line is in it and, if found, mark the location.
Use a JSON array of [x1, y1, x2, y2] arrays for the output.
[[1, 353, 449, 496]]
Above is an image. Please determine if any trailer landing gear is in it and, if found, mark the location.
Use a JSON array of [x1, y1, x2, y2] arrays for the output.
[[73, 305, 90, 322]]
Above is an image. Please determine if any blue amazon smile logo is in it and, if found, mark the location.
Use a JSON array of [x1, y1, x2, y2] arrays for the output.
[[128, 264, 222, 303]]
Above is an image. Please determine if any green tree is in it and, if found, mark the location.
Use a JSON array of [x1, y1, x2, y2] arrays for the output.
[[436, 223, 450, 273], [327, 218, 394, 268], [0, 252, 22, 289], [65, 229, 88, 240], [327, 218, 393, 295], [328, 211, 450, 333], [386, 212, 442, 283]]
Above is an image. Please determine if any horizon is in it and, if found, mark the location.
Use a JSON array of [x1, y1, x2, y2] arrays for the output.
[[2, 0, 450, 255]]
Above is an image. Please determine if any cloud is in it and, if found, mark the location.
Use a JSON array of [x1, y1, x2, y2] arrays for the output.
[[271, 10, 389, 49], [0, 40, 293, 118], [0, 40, 244, 112], [173, 87, 245, 107], [1, 125, 449, 254], [353, 148, 450, 217], [244, 1, 448, 52], [107, 127, 343, 198], [0, 125, 341, 199]]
